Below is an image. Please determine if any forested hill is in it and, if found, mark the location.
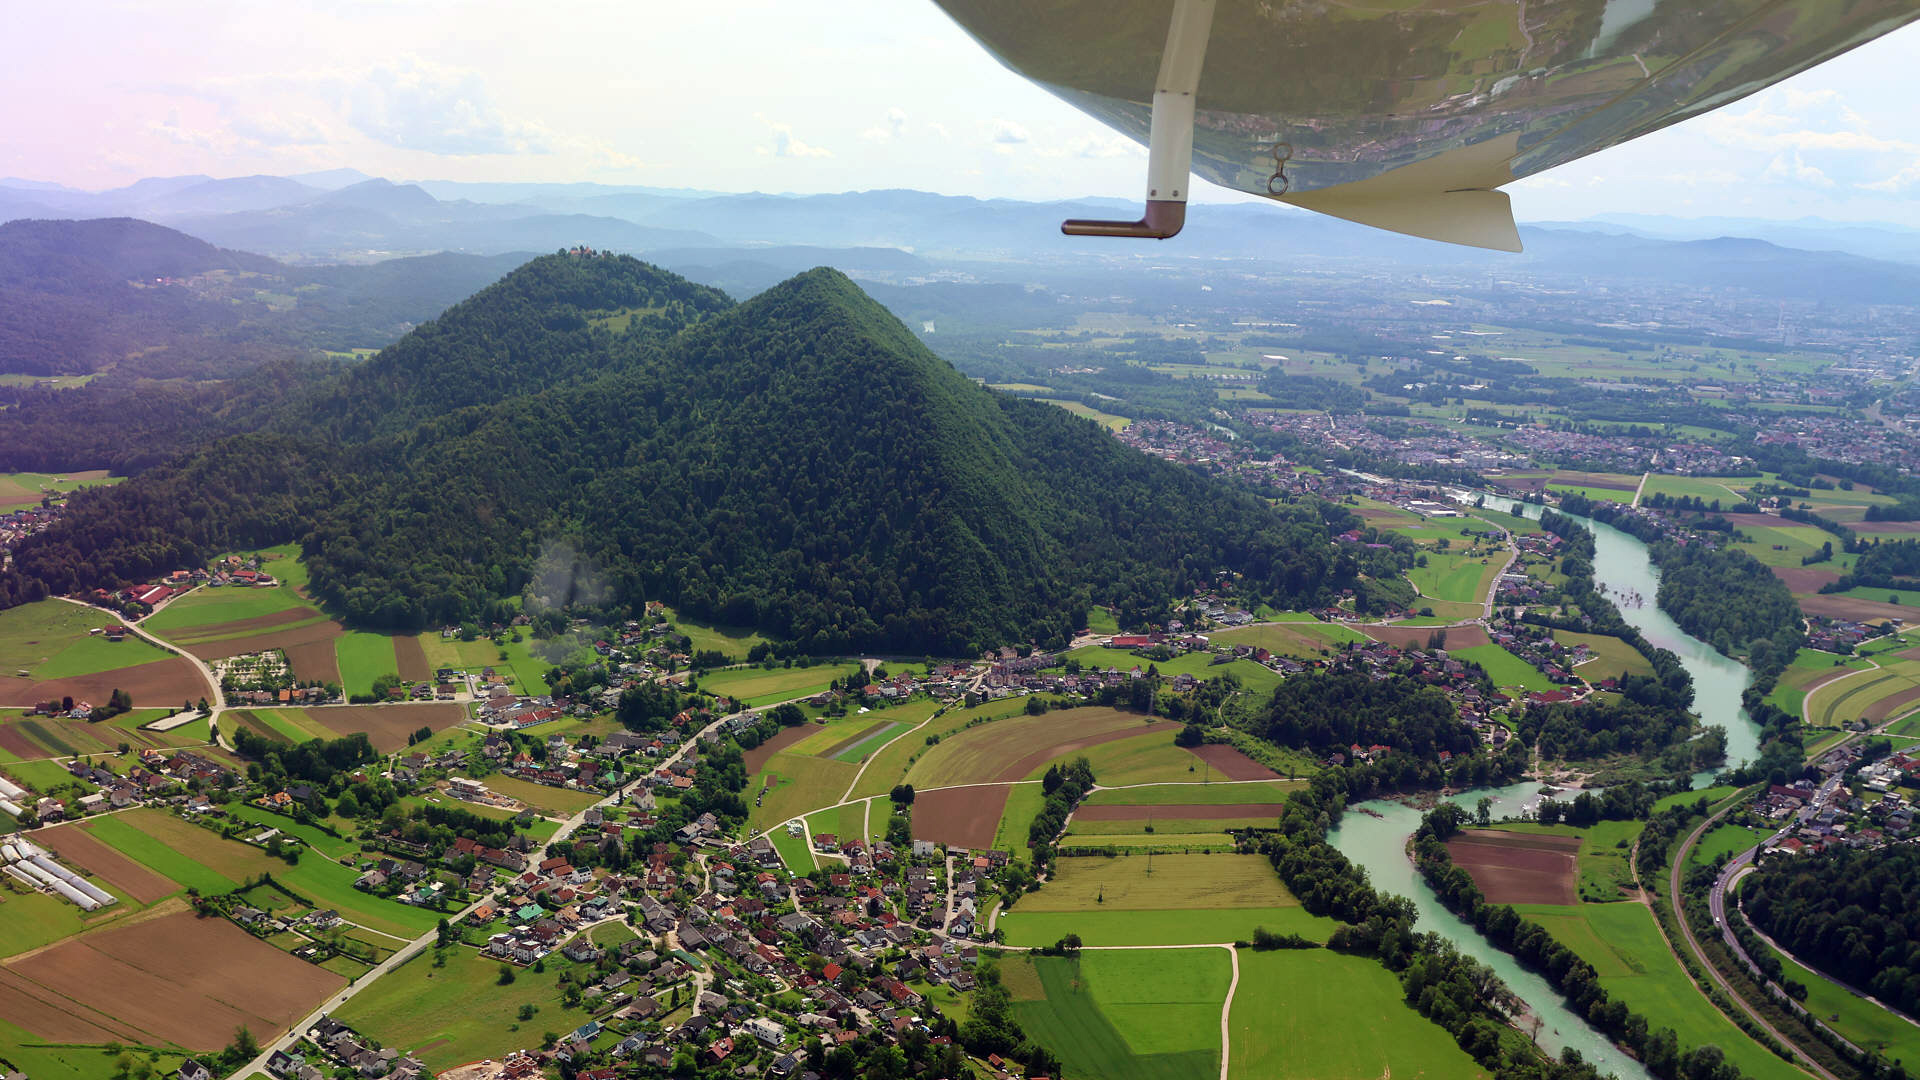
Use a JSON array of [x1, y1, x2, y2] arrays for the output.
[[3, 255, 1360, 654]]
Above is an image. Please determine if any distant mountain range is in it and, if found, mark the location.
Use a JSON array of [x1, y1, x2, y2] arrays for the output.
[[4, 173, 1916, 301]]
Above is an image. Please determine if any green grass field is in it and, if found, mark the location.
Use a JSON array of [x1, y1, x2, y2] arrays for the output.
[[1555, 631, 1656, 681], [0, 600, 169, 678], [1229, 949, 1488, 1080], [1084, 781, 1298, 806], [1686, 822, 1772, 870], [87, 809, 440, 938], [844, 698, 1033, 801], [1652, 786, 1741, 814], [1210, 621, 1366, 659], [1409, 551, 1502, 605], [1011, 949, 1226, 1080], [0, 875, 142, 959], [751, 753, 858, 829], [334, 632, 401, 698], [1041, 398, 1131, 430], [336, 946, 602, 1071], [480, 774, 605, 816], [992, 782, 1048, 861], [1071, 815, 1280, 835], [1450, 643, 1556, 692], [1048, 730, 1213, 786], [1748, 933, 1920, 1064], [1641, 474, 1747, 505], [1808, 663, 1920, 728], [1000, 854, 1329, 946], [144, 582, 311, 635], [769, 824, 814, 870], [658, 605, 770, 662], [1514, 901, 1804, 1080], [699, 662, 862, 707], [1548, 483, 1637, 504]]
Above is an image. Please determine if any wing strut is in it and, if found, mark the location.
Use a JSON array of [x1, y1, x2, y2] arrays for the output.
[[1061, 0, 1214, 239]]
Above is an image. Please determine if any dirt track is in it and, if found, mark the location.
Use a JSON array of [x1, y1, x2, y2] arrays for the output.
[[1446, 830, 1580, 905], [911, 783, 1011, 850], [1185, 744, 1282, 780]]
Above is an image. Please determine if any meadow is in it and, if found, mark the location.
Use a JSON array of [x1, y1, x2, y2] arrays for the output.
[[1685, 822, 1772, 870], [1083, 781, 1299, 806], [1209, 621, 1366, 658], [999, 853, 1328, 946], [1450, 643, 1556, 692], [1009, 949, 1226, 1080], [699, 661, 862, 707], [0, 600, 167, 678], [1513, 901, 1805, 1080], [905, 707, 1174, 789], [1228, 949, 1488, 1080], [1554, 631, 1655, 681], [1408, 551, 1502, 605], [335, 632, 402, 697], [335, 946, 607, 1071]]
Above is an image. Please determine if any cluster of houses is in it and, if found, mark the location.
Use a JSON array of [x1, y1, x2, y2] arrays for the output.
[[1756, 745, 1919, 859], [265, 1016, 428, 1080], [29, 748, 236, 823], [1805, 615, 1884, 655]]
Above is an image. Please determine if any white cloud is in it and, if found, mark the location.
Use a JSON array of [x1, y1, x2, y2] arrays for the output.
[[346, 57, 553, 155], [991, 119, 1029, 144], [1861, 160, 1920, 193], [755, 114, 832, 159], [1762, 150, 1834, 189], [861, 106, 908, 142]]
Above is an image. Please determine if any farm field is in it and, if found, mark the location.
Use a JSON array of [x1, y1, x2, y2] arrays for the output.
[[1765, 649, 1870, 717], [0, 469, 117, 507], [0, 910, 344, 1053], [415, 633, 551, 696], [1056, 833, 1238, 852], [912, 783, 1012, 851], [699, 661, 861, 707], [144, 567, 313, 634], [989, 782, 1048, 858], [1639, 474, 1747, 505], [1514, 900, 1805, 1080], [1009, 949, 1226, 1080], [480, 773, 604, 817], [1652, 786, 1741, 813], [0, 707, 203, 763], [1211, 621, 1367, 658], [1070, 804, 1287, 833], [1806, 659, 1920, 728], [1040, 398, 1131, 430], [1084, 780, 1298, 806], [334, 631, 402, 698], [1555, 630, 1655, 681], [87, 808, 441, 937], [905, 706, 1177, 789], [1471, 819, 1645, 902], [336, 944, 602, 1072], [1228, 948, 1488, 1080], [999, 853, 1329, 946], [844, 698, 1034, 801], [0, 598, 178, 684], [751, 752, 858, 830], [1409, 551, 1503, 605], [1447, 829, 1580, 904], [1054, 729, 1219, 786], [1450, 643, 1555, 692]]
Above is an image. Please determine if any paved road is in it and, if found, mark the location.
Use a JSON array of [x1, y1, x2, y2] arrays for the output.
[[1664, 775, 1846, 1080]]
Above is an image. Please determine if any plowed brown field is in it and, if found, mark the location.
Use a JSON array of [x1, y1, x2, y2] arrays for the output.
[[310, 703, 465, 752], [1446, 830, 1579, 905], [40, 824, 175, 904], [911, 784, 1011, 850], [1185, 744, 1282, 780], [0, 657, 204, 707], [1, 911, 344, 1050]]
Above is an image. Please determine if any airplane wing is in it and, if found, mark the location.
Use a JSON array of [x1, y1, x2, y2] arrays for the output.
[[932, 0, 1920, 250]]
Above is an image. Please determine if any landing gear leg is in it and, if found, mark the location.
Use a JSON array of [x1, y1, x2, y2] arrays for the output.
[[1062, 0, 1215, 239]]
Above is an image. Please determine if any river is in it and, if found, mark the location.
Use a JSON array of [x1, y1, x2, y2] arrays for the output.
[[1327, 497, 1760, 1079]]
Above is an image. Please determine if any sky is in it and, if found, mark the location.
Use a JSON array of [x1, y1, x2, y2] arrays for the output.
[[9, 0, 1920, 224]]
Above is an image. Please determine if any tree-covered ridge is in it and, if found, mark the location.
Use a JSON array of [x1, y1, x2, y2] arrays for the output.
[[1, 257, 1369, 654], [1744, 846, 1920, 1018], [297, 251, 733, 442]]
